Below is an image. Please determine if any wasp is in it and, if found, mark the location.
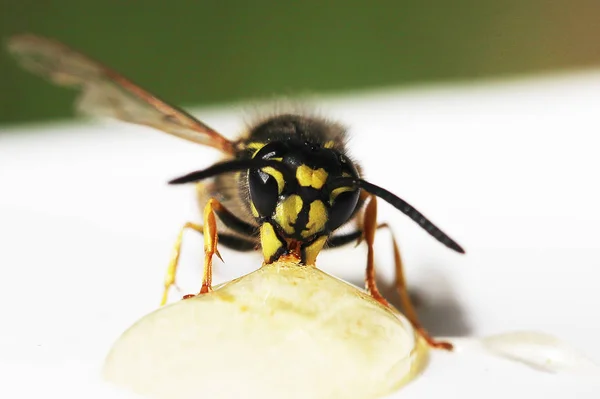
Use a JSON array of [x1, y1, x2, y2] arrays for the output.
[[7, 34, 465, 350]]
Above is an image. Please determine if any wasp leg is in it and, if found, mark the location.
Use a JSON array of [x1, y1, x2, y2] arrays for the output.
[[161, 221, 202, 306], [206, 199, 257, 237], [161, 193, 257, 306], [183, 198, 260, 300], [161, 222, 257, 306], [363, 195, 453, 351], [198, 199, 220, 295]]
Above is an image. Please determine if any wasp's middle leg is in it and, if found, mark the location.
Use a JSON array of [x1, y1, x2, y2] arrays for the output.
[[195, 198, 260, 297]]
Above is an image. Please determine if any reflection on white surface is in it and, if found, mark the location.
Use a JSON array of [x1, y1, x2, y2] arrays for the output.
[[475, 331, 600, 375], [1, 71, 600, 398]]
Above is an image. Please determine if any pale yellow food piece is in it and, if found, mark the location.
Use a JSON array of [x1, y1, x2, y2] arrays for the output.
[[103, 261, 427, 399]]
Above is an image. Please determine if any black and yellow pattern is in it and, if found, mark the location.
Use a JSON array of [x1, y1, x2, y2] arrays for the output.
[[167, 112, 465, 265], [225, 114, 364, 264]]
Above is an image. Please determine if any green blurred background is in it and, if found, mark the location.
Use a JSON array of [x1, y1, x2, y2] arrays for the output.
[[1, 0, 600, 126]]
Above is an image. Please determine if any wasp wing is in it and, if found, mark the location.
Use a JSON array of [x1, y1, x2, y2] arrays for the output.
[[6, 34, 234, 154]]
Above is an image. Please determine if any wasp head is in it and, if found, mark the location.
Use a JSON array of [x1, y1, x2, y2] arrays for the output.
[[247, 139, 361, 240]]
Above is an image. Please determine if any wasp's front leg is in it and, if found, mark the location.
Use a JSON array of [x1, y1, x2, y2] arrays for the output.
[[197, 198, 223, 295]]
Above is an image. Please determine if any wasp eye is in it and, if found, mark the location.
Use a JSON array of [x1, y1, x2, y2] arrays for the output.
[[328, 189, 360, 231], [249, 169, 279, 217]]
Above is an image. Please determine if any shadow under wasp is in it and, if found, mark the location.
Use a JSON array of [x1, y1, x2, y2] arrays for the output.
[[7, 34, 465, 350]]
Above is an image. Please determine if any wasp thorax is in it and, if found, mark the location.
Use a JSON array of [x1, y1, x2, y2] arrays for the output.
[[248, 140, 360, 240]]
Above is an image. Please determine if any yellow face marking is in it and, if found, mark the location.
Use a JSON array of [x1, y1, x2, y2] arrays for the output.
[[329, 186, 353, 205], [262, 166, 285, 194], [323, 141, 335, 149], [273, 195, 303, 235], [248, 142, 267, 159], [247, 142, 265, 155], [302, 200, 328, 238], [303, 235, 328, 265], [296, 165, 329, 189], [328, 172, 354, 204], [260, 222, 284, 262]]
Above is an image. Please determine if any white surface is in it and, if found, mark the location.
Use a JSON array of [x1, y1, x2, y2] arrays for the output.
[[1, 71, 600, 398]]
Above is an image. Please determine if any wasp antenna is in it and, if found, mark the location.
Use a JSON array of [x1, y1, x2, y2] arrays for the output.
[[359, 179, 465, 254], [328, 177, 465, 254], [168, 159, 290, 185]]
